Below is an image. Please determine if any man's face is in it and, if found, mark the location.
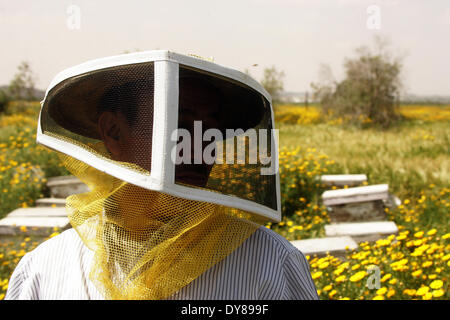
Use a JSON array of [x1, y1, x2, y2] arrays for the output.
[[99, 79, 221, 187], [175, 80, 221, 186]]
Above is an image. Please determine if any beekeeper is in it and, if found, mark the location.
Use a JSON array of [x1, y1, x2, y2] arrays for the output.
[[6, 51, 318, 300]]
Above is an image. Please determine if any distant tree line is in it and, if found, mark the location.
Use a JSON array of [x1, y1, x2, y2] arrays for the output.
[[258, 36, 406, 128], [0, 61, 37, 113], [311, 36, 404, 128]]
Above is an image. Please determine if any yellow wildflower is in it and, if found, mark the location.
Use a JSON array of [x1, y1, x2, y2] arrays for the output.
[[323, 285, 332, 292], [403, 289, 416, 296], [333, 268, 344, 276], [414, 231, 424, 238], [413, 239, 423, 246], [412, 269, 422, 277], [49, 232, 60, 238], [376, 239, 391, 247], [376, 287, 387, 295], [429, 280, 443, 290], [415, 286, 429, 296], [387, 289, 396, 298], [329, 290, 337, 298], [432, 289, 444, 298], [396, 234, 407, 241], [381, 274, 392, 282], [388, 278, 397, 285], [350, 271, 366, 282], [422, 292, 433, 300], [312, 271, 323, 280]]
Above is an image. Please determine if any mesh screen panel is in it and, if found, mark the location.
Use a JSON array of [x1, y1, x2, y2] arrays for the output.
[[42, 62, 155, 174], [175, 66, 278, 211]]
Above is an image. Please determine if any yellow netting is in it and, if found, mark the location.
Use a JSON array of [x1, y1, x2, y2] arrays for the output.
[[58, 145, 264, 300]]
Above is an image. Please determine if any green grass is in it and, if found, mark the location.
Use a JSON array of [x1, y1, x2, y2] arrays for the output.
[[277, 121, 449, 201]]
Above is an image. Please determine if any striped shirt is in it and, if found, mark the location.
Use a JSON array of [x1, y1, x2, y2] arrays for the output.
[[5, 226, 319, 300]]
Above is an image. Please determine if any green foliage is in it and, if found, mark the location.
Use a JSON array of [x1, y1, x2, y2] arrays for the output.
[[260, 66, 285, 104], [312, 37, 404, 128], [0, 90, 9, 114], [8, 61, 36, 101], [278, 121, 449, 202]]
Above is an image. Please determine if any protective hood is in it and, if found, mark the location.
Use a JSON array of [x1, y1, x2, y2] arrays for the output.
[[37, 50, 281, 299]]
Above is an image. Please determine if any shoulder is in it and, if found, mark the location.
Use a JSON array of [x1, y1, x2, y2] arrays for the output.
[[242, 226, 306, 260], [239, 227, 319, 300], [230, 226, 312, 280]]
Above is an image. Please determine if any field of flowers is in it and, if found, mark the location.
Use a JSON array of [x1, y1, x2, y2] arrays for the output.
[[0, 102, 448, 300], [275, 104, 450, 125], [0, 102, 68, 219], [308, 228, 449, 300], [399, 105, 450, 122], [275, 105, 322, 125]]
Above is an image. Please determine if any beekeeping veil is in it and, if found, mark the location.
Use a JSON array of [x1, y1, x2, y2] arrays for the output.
[[37, 51, 281, 300]]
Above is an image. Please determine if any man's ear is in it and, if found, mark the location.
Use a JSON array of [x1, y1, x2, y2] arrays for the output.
[[97, 111, 122, 159]]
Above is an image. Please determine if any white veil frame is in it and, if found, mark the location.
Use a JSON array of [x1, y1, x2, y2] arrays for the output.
[[37, 50, 281, 222]]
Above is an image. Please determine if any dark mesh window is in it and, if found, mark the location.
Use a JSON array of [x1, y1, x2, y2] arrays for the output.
[[175, 65, 278, 211], [41, 62, 155, 174]]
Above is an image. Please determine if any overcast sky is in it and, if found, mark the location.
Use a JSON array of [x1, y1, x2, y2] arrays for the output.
[[1, 0, 449, 96]]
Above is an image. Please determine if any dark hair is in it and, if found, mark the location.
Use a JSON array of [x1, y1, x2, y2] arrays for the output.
[[98, 78, 154, 127]]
